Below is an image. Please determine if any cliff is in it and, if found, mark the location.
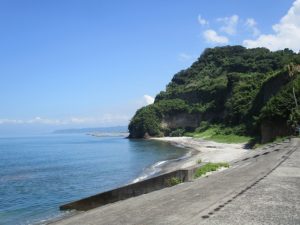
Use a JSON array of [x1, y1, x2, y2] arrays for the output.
[[129, 46, 300, 142]]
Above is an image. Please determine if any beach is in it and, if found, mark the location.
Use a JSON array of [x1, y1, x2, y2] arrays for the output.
[[150, 137, 249, 173]]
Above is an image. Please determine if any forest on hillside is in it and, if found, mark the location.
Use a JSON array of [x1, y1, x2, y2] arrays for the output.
[[129, 46, 300, 142]]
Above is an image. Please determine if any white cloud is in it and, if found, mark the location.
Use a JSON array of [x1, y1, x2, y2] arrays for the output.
[[143, 95, 154, 105], [0, 115, 130, 126], [217, 14, 239, 35], [0, 95, 157, 127], [243, 0, 300, 52], [69, 115, 130, 124], [203, 29, 229, 44], [28, 117, 64, 125], [245, 18, 260, 36], [0, 117, 64, 125], [198, 15, 209, 26], [0, 119, 24, 125], [69, 117, 93, 124]]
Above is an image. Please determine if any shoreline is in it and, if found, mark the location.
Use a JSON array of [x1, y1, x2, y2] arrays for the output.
[[131, 147, 196, 183], [132, 136, 249, 183], [149, 136, 249, 173], [48, 136, 249, 224]]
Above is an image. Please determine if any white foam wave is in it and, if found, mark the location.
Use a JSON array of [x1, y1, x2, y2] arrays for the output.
[[131, 160, 167, 183]]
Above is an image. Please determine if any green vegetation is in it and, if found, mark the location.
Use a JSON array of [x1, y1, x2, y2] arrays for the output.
[[208, 135, 251, 144], [185, 125, 252, 143], [194, 162, 230, 178], [170, 128, 185, 137], [165, 177, 182, 186], [129, 46, 300, 142], [259, 72, 300, 124], [197, 159, 202, 164], [184, 122, 252, 143], [128, 105, 161, 138]]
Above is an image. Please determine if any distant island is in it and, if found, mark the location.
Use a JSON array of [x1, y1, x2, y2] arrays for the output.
[[53, 126, 128, 134], [129, 46, 300, 143]]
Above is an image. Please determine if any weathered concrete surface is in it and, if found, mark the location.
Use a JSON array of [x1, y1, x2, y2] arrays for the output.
[[60, 169, 194, 211], [51, 138, 300, 225], [190, 138, 300, 225]]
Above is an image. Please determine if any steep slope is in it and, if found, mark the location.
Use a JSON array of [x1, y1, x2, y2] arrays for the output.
[[129, 46, 300, 142]]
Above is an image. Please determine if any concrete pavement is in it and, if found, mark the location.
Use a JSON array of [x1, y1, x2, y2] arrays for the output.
[[51, 138, 300, 225]]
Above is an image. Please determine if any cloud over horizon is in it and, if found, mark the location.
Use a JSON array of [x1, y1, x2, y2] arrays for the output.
[[0, 114, 131, 126], [0, 94, 157, 128]]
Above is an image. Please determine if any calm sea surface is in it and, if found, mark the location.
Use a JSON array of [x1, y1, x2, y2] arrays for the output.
[[0, 134, 186, 225]]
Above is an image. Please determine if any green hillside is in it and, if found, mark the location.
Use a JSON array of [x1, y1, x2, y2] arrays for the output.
[[129, 46, 300, 143]]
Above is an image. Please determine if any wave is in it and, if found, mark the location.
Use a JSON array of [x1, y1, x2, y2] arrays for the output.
[[131, 160, 168, 183], [131, 150, 193, 184], [31, 210, 77, 225]]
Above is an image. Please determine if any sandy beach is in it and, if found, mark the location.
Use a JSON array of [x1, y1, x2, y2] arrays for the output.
[[150, 137, 250, 172]]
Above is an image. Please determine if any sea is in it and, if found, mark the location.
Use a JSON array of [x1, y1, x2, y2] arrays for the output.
[[0, 134, 187, 225]]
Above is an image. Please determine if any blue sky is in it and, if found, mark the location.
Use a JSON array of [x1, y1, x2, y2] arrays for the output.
[[0, 0, 299, 135]]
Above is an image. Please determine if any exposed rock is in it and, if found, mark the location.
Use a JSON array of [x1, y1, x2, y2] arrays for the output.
[[161, 113, 200, 130]]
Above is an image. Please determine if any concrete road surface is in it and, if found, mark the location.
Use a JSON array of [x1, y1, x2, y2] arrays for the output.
[[51, 138, 300, 225]]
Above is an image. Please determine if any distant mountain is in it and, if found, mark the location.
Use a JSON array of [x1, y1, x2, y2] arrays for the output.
[[53, 126, 128, 134]]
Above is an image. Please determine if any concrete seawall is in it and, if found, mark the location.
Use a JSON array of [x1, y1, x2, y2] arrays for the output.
[[60, 167, 197, 211], [52, 139, 299, 225]]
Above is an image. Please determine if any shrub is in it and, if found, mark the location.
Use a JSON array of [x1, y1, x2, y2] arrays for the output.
[[197, 159, 202, 164], [156, 99, 189, 115], [165, 177, 182, 186], [170, 128, 185, 137], [195, 121, 210, 133]]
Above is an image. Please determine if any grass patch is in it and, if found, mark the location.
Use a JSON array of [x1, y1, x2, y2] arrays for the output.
[[165, 177, 182, 186], [208, 134, 251, 143], [185, 127, 251, 144], [194, 162, 229, 178], [197, 159, 202, 164]]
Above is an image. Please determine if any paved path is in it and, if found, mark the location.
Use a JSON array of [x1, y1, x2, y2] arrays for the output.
[[52, 138, 300, 225]]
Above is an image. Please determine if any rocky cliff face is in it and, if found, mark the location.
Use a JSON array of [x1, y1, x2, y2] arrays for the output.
[[161, 113, 200, 130]]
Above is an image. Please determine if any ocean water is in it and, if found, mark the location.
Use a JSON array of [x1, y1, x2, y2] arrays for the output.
[[0, 134, 187, 225]]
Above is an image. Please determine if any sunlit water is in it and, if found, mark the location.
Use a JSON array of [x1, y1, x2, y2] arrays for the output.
[[0, 134, 186, 225]]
